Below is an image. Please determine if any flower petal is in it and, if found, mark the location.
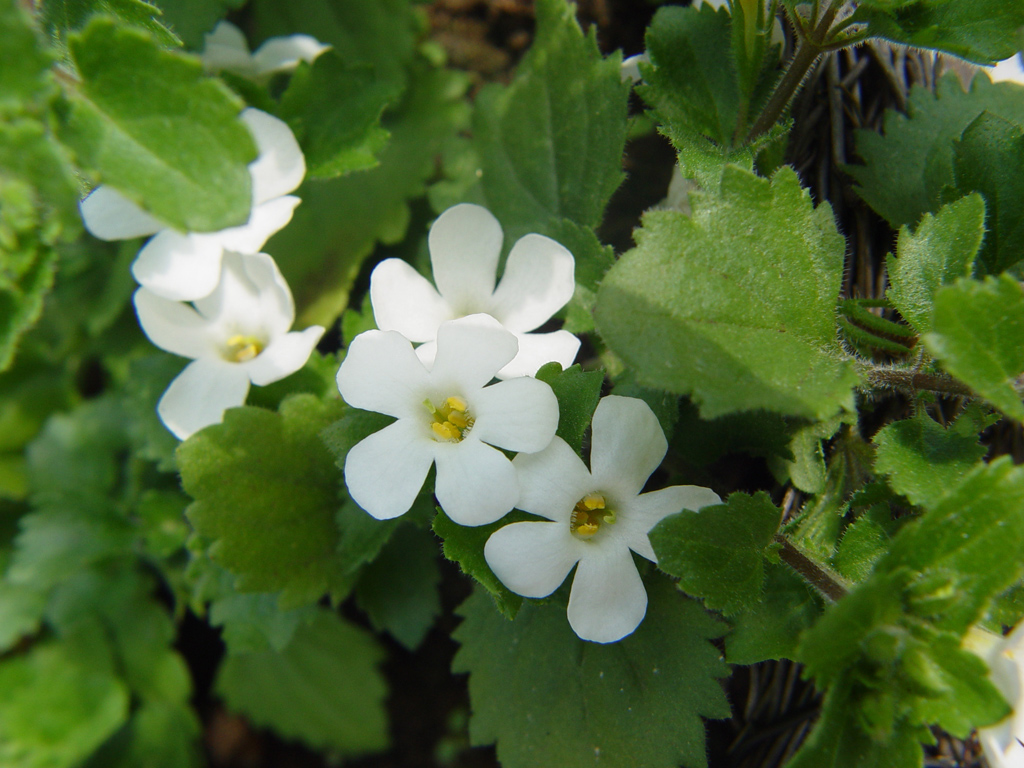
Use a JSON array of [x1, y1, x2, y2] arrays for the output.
[[590, 395, 667, 498], [567, 545, 647, 643], [232, 251, 295, 336], [192, 251, 265, 329], [512, 437, 594, 523], [433, 439, 518, 526], [80, 185, 163, 240], [344, 419, 435, 520], [990, 55, 1024, 85], [251, 35, 331, 75], [241, 108, 305, 205], [470, 376, 558, 453], [200, 21, 254, 75], [217, 196, 300, 254], [430, 314, 517, 392], [414, 340, 437, 369], [497, 330, 580, 379], [428, 203, 502, 313], [369, 258, 453, 342], [133, 288, 214, 359], [336, 330, 432, 419], [488, 233, 575, 333], [243, 326, 324, 386], [158, 358, 250, 440], [132, 230, 225, 302], [618, 485, 723, 562], [484, 521, 583, 598]]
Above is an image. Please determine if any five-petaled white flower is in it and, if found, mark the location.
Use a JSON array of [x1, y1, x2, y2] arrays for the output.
[[484, 395, 721, 643], [369, 203, 580, 380], [135, 251, 324, 440], [336, 314, 559, 526], [972, 623, 1024, 768], [80, 108, 305, 302], [201, 21, 330, 80]]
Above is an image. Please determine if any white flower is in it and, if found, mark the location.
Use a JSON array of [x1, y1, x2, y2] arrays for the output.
[[369, 203, 580, 380], [80, 108, 305, 302], [973, 623, 1024, 768], [135, 251, 324, 440], [336, 314, 559, 526], [620, 53, 649, 84], [201, 20, 330, 80], [989, 54, 1024, 85], [484, 396, 721, 643]]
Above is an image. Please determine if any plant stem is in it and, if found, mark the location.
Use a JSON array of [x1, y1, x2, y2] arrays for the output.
[[775, 535, 848, 602], [745, 0, 845, 142], [864, 366, 976, 398]]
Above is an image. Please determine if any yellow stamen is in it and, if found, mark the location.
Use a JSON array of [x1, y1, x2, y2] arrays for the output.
[[446, 396, 468, 412], [571, 493, 615, 540], [225, 334, 264, 362], [426, 395, 475, 442]]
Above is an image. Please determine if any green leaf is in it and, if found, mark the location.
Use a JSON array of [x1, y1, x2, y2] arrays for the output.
[[924, 275, 1024, 422], [886, 193, 984, 335], [453, 579, 730, 768], [85, 701, 201, 768], [39, 0, 181, 59], [278, 55, 399, 180], [671, 400, 795, 467], [849, 0, 1024, 64], [596, 165, 858, 420], [215, 608, 388, 755], [210, 587, 317, 655], [0, 242, 57, 373], [0, 0, 55, 110], [851, 73, 1024, 230], [873, 410, 986, 508], [769, 415, 845, 494], [952, 111, 1024, 275], [725, 562, 823, 664], [354, 525, 441, 651], [534, 363, 603, 455], [58, 18, 256, 232], [650, 491, 781, 616], [432, 509, 522, 619], [832, 504, 900, 582], [147, 0, 243, 49], [473, 0, 629, 238], [180, 395, 351, 608], [0, 640, 129, 768]]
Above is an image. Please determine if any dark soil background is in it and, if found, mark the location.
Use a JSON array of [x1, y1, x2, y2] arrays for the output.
[[184, 2, 1019, 766]]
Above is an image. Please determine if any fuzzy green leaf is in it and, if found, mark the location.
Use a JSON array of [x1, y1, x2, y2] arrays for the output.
[[596, 165, 858, 420], [216, 608, 388, 755], [472, 0, 629, 239], [535, 363, 603, 456], [149, 0, 243, 49], [873, 411, 986, 508], [924, 275, 1024, 422], [849, 0, 1024, 64], [0, 0, 55, 108], [39, 0, 180, 59], [887, 193, 984, 334], [58, 18, 255, 232], [650, 491, 781, 616], [851, 74, 1024, 229], [180, 395, 351, 608], [453, 579, 730, 768]]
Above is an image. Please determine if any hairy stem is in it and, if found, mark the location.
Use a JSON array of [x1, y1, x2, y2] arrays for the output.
[[864, 366, 976, 398], [775, 535, 848, 602]]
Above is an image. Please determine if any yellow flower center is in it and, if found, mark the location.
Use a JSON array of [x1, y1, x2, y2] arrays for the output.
[[224, 334, 265, 362], [426, 395, 475, 443], [570, 493, 616, 540]]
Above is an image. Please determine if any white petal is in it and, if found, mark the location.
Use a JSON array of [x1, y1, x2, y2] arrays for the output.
[[344, 419, 435, 520], [414, 340, 437, 369], [619, 485, 723, 562], [233, 251, 295, 336], [80, 186, 163, 240], [484, 521, 583, 598], [241, 108, 305, 205], [470, 376, 558, 453], [497, 331, 580, 380], [369, 258, 454, 342], [590, 395, 668, 499], [132, 230, 225, 302], [990, 55, 1024, 85], [488, 233, 575, 333], [430, 314, 517, 392], [158, 358, 250, 440], [251, 34, 330, 75], [512, 437, 594, 523], [336, 330, 432, 419], [567, 545, 647, 643], [217, 196, 300, 254], [133, 288, 214, 359], [243, 326, 324, 386], [200, 21, 255, 75], [433, 439, 518, 526], [428, 204, 503, 313], [619, 53, 648, 84], [192, 251, 265, 329]]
